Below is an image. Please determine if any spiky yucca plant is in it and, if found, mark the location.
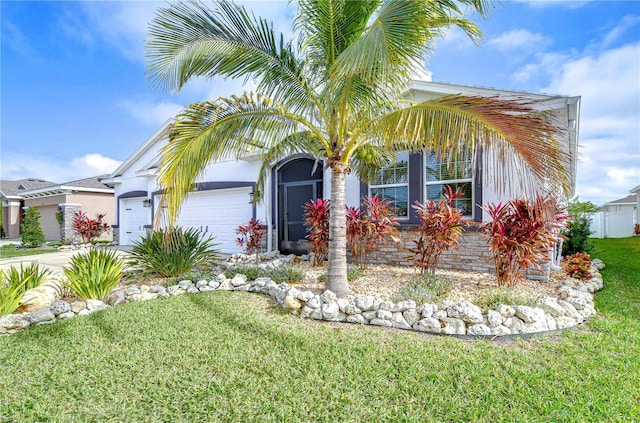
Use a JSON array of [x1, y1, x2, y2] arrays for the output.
[[129, 227, 219, 277], [63, 249, 124, 300]]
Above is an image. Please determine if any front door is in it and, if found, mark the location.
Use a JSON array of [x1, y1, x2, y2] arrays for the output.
[[281, 182, 315, 254], [277, 157, 323, 255]]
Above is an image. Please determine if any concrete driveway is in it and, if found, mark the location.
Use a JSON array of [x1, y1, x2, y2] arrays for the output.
[[0, 247, 131, 275]]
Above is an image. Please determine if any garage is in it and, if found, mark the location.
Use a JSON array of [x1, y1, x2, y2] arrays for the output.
[[174, 187, 254, 254], [120, 197, 150, 245]]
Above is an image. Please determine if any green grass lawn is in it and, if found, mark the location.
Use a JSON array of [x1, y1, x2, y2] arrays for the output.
[[0, 244, 59, 258], [1, 238, 638, 422]]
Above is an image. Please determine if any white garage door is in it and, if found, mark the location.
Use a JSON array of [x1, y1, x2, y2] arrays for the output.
[[120, 197, 150, 245], [175, 188, 254, 254]]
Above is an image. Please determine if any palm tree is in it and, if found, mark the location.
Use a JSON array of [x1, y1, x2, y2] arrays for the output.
[[146, 0, 567, 298]]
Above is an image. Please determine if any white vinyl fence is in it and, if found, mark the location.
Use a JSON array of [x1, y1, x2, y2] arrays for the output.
[[590, 210, 637, 238]]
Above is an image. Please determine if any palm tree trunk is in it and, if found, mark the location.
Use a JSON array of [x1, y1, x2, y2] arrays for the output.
[[327, 164, 349, 298]]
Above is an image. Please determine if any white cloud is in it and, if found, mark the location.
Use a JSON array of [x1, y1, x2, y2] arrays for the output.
[[488, 29, 552, 52], [512, 0, 591, 9], [536, 41, 640, 205], [63, 1, 294, 65], [120, 100, 184, 126], [0, 153, 122, 183], [66, 1, 162, 63]]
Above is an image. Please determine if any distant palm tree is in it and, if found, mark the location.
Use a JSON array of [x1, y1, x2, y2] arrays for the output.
[[146, 0, 567, 298]]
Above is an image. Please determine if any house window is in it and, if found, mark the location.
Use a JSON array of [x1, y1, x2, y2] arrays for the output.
[[425, 151, 473, 216], [369, 151, 409, 218]]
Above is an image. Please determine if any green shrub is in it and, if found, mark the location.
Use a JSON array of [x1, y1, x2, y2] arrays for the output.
[[562, 198, 598, 256], [267, 264, 305, 284], [224, 265, 262, 281], [472, 287, 538, 312], [47, 241, 63, 247], [128, 228, 219, 277], [391, 274, 452, 304], [317, 266, 363, 283], [20, 207, 45, 248], [170, 268, 219, 285], [224, 264, 305, 284], [64, 249, 124, 300]]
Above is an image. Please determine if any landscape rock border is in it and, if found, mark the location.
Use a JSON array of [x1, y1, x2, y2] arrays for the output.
[[1, 254, 605, 338]]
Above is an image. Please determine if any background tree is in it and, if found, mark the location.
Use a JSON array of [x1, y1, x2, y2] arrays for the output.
[[563, 197, 599, 255], [21, 207, 45, 248], [147, 0, 568, 298]]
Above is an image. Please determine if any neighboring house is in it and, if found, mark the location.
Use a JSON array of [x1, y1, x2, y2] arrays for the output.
[[0, 176, 115, 242], [591, 187, 639, 238], [104, 80, 580, 272], [1, 178, 57, 238]]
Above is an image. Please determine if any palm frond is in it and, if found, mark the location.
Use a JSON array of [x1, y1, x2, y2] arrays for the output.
[[146, 1, 317, 116], [330, 0, 485, 88], [157, 93, 323, 226], [296, 0, 380, 82], [371, 95, 569, 193]]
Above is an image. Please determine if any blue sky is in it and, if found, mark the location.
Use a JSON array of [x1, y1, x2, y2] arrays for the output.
[[1, 0, 639, 206]]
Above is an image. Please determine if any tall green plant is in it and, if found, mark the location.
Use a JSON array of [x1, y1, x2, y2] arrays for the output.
[[21, 207, 44, 248], [64, 249, 124, 300], [128, 227, 219, 277], [147, 0, 568, 297], [562, 198, 598, 256]]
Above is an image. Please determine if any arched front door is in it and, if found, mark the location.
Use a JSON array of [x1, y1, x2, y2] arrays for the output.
[[277, 157, 323, 255]]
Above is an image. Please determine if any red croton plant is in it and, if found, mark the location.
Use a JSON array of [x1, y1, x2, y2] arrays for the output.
[[346, 195, 400, 270], [564, 252, 592, 281], [236, 218, 266, 260], [303, 198, 330, 266], [409, 186, 469, 275], [72, 211, 110, 243], [483, 195, 568, 287]]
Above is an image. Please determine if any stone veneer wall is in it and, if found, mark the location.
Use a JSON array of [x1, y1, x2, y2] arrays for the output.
[[368, 227, 494, 273], [59, 204, 82, 243]]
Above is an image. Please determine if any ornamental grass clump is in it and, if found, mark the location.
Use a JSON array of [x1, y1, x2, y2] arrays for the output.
[[409, 186, 469, 275], [129, 227, 219, 277], [482, 195, 568, 287], [564, 252, 592, 281], [304, 198, 330, 266], [346, 195, 400, 270], [63, 249, 124, 300]]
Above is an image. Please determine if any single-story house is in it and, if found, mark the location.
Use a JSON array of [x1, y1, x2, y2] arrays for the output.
[[104, 80, 580, 272], [590, 187, 639, 238], [0, 176, 115, 242]]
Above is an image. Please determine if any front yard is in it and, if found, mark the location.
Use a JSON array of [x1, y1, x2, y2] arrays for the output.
[[0, 237, 638, 422]]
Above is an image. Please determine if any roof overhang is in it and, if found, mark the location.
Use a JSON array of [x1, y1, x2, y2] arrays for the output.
[[21, 185, 114, 199]]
